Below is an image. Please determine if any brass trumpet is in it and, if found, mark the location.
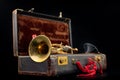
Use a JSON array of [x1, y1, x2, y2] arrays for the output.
[[51, 42, 78, 54], [28, 35, 78, 62]]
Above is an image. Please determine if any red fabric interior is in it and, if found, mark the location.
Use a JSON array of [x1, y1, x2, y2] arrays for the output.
[[17, 14, 70, 56]]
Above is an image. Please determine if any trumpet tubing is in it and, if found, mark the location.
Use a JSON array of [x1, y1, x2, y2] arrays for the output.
[[28, 35, 78, 62]]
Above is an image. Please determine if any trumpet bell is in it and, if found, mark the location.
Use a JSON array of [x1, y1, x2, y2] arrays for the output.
[[28, 35, 51, 62]]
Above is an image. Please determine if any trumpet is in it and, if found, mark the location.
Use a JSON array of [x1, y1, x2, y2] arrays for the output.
[[51, 42, 78, 54], [28, 35, 78, 62]]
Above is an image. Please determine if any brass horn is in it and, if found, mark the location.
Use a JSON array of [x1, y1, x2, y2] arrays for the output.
[[28, 35, 51, 62]]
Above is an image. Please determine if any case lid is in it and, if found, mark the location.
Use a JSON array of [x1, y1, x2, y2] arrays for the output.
[[12, 9, 72, 56]]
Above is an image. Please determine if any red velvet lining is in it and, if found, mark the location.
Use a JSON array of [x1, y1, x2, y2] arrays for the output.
[[17, 14, 70, 56]]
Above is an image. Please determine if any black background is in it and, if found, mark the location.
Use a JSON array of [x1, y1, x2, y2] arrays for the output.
[[1, 0, 120, 80]]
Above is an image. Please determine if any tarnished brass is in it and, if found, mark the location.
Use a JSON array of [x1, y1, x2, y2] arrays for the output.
[[28, 35, 78, 62], [52, 42, 78, 54], [28, 35, 52, 62], [94, 55, 102, 62], [58, 56, 68, 65]]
